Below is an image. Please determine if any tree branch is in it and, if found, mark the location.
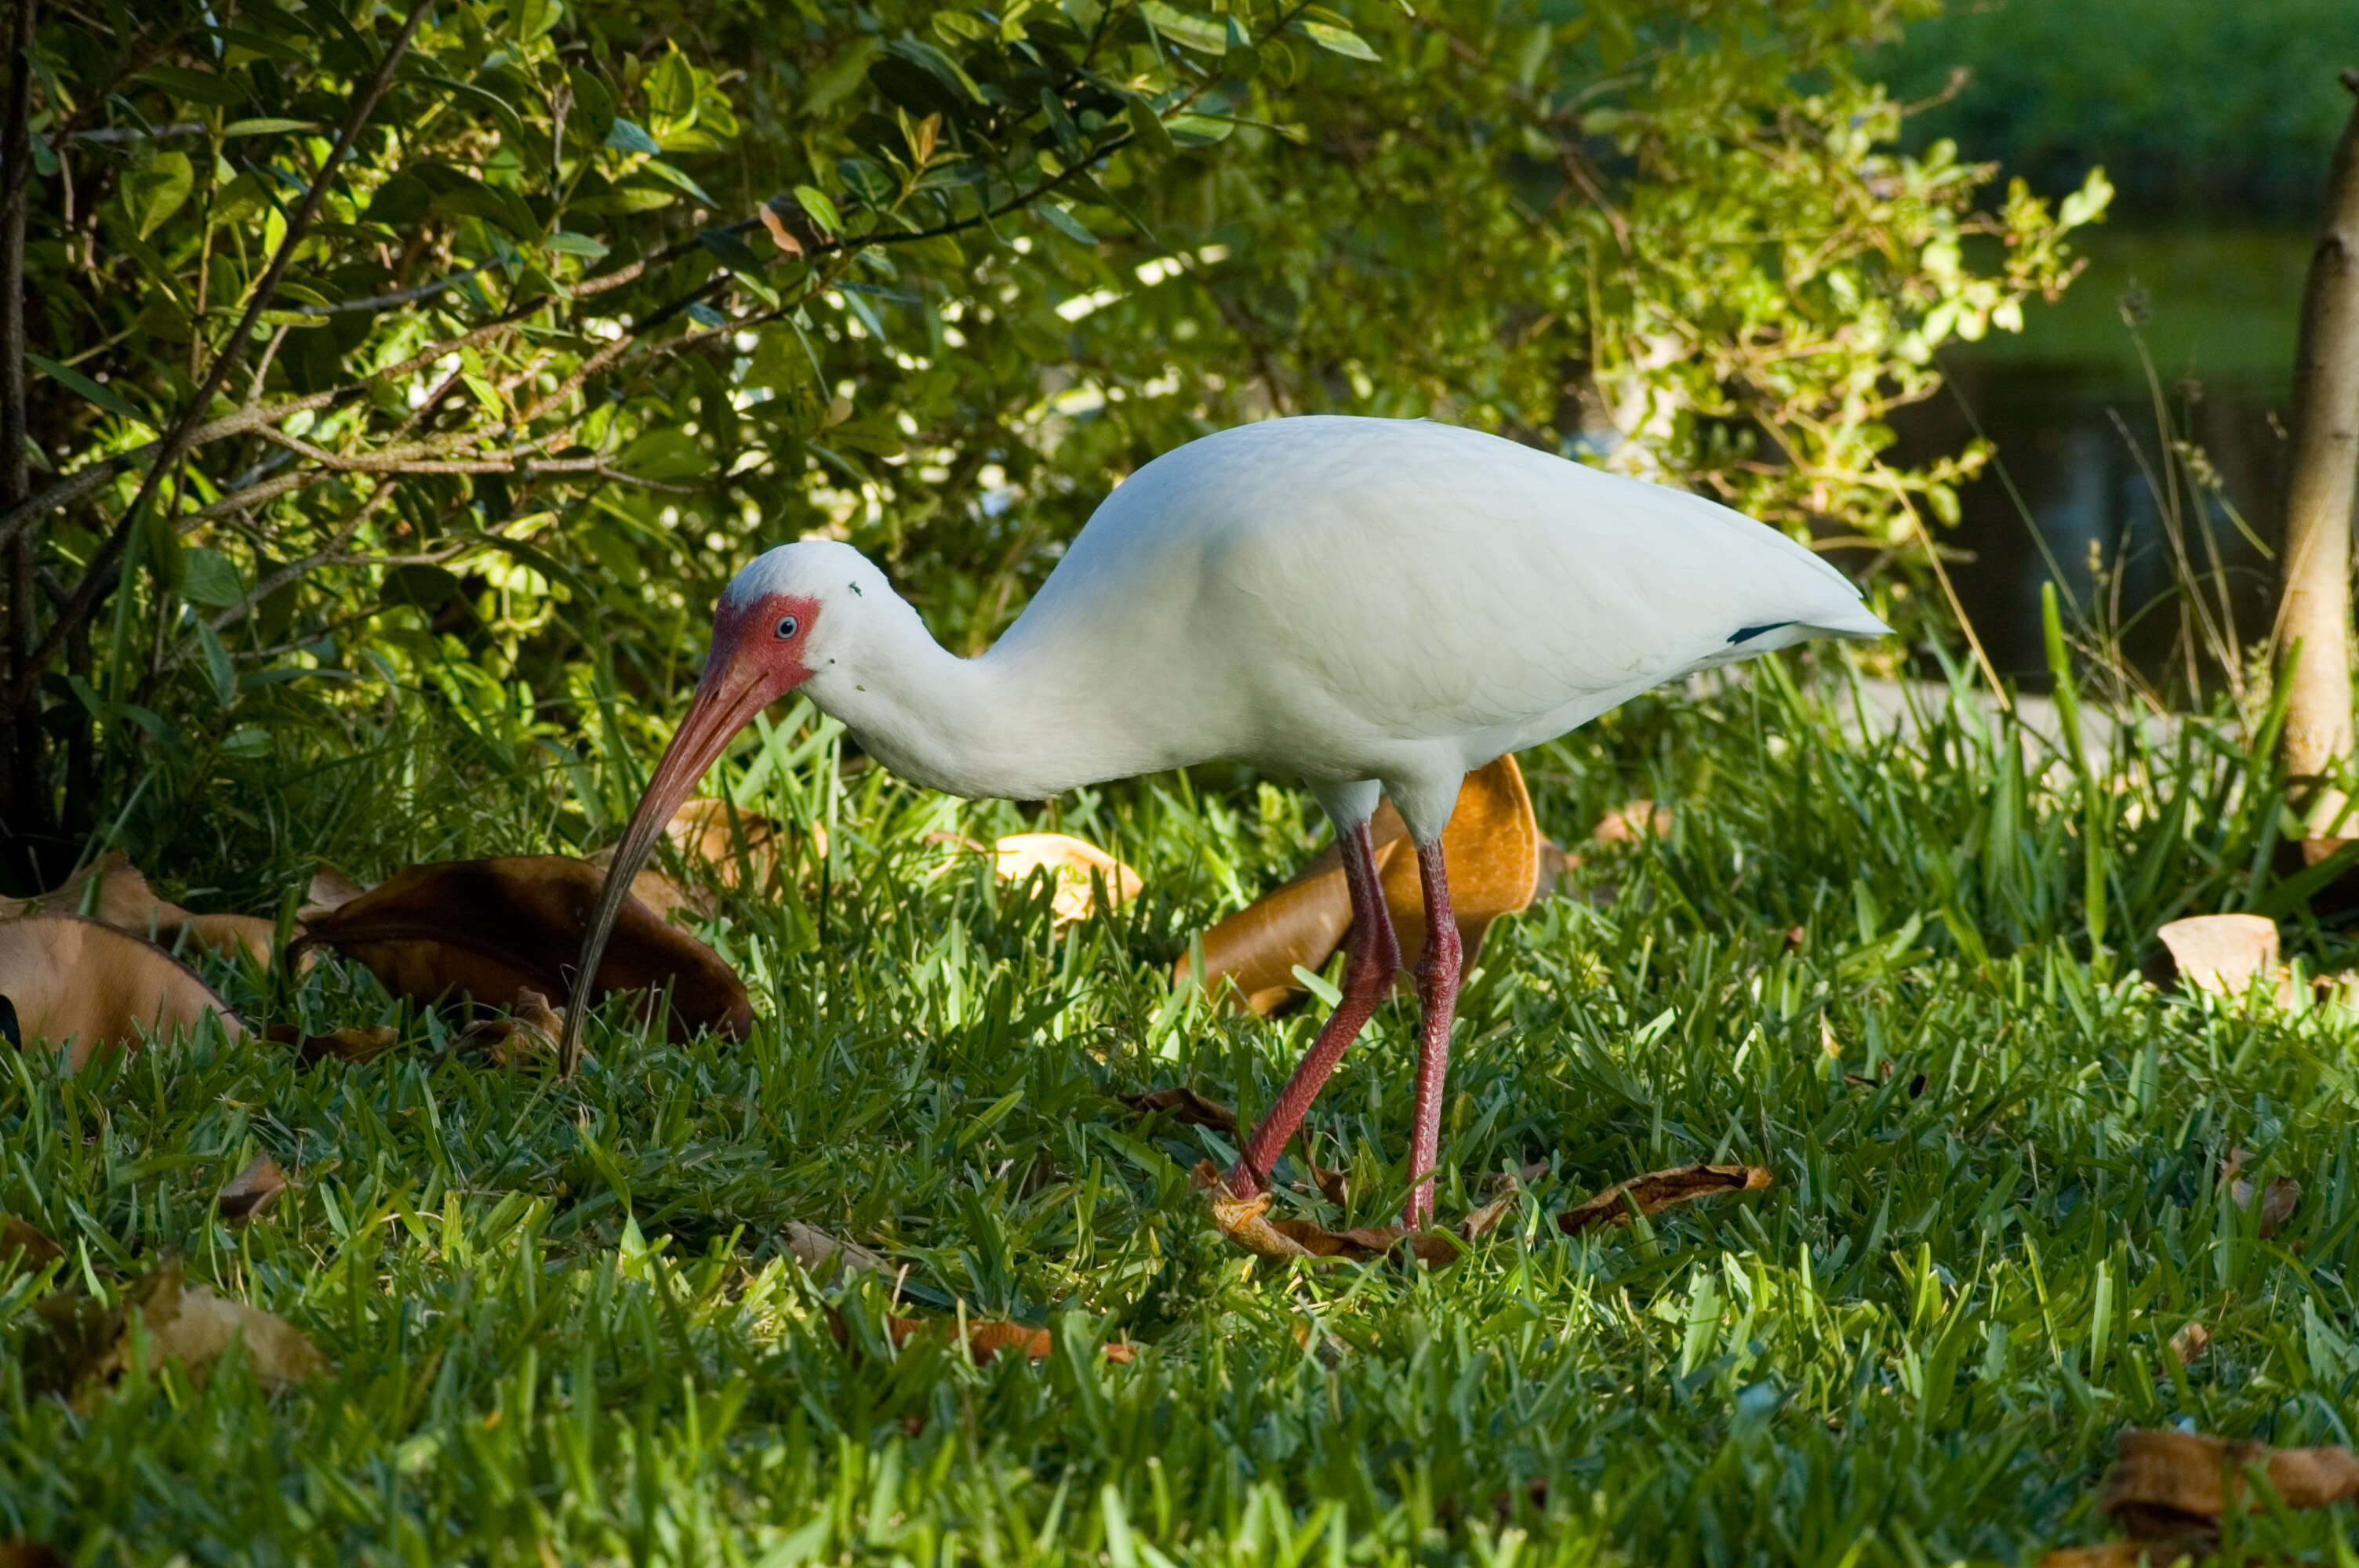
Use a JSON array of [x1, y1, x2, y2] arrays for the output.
[[2, 0, 433, 710]]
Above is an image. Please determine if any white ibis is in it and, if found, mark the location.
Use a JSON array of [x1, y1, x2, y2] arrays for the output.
[[560, 415, 1888, 1225]]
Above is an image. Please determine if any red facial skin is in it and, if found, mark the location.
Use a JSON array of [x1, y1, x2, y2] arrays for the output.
[[556, 592, 820, 1072]]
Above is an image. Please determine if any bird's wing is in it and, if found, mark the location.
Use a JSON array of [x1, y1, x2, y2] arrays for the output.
[[1188, 419, 1874, 744]]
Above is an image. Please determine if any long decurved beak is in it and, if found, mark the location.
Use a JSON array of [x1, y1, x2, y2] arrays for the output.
[[557, 655, 778, 1076]]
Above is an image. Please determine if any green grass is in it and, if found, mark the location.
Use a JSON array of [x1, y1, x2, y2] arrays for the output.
[[8, 655, 2359, 1566]]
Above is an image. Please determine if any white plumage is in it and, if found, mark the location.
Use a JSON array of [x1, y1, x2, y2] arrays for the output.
[[564, 415, 1888, 1223]]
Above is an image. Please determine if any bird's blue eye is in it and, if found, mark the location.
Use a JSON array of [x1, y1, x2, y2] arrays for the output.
[[776, 615, 799, 640]]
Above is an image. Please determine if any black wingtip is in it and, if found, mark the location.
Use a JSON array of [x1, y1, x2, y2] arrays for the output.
[[1728, 622, 1796, 644]]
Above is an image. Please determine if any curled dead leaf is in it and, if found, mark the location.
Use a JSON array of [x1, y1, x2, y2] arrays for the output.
[[1460, 1182, 1521, 1240], [2220, 1147, 2300, 1239], [159, 911, 278, 968], [2, 1216, 62, 1271], [1591, 799, 1672, 844], [1118, 1086, 1238, 1131], [454, 989, 564, 1066], [784, 1221, 887, 1283], [0, 1542, 69, 1568], [30, 1258, 326, 1401], [832, 1308, 1134, 1366], [1189, 1160, 1458, 1265], [1555, 1164, 1772, 1236], [298, 862, 369, 921], [593, 797, 812, 924], [0, 850, 178, 927], [991, 833, 1142, 924], [216, 1156, 287, 1224], [291, 856, 751, 1043], [0, 915, 245, 1070], [2155, 914, 2281, 997], [758, 196, 811, 256], [264, 1021, 402, 1066], [1178, 754, 1539, 1015], [2167, 1321, 2212, 1365], [2103, 1428, 2359, 1535], [4, 853, 284, 969]]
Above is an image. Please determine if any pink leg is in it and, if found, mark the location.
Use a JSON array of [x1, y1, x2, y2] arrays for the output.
[[1227, 820, 1400, 1199], [1403, 840, 1463, 1228]]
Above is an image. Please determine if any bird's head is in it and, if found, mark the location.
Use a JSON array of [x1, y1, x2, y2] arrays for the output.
[[557, 540, 881, 1070]]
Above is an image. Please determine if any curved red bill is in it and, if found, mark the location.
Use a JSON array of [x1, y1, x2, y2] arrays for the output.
[[556, 658, 776, 1075]]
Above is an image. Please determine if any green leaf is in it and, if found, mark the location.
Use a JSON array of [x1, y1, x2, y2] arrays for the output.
[[648, 48, 698, 120], [136, 64, 247, 107], [514, 0, 562, 41], [640, 159, 718, 208], [543, 230, 609, 259], [220, 117, 318, 136], [123, 151, 194, 240], [27, 352, 149, 426], [567, 68, 616, 147], [792, 184, 842, 235], [192, 619, 237, 706], [614, 427, 711, 480], [604, 118, 661, 155], [181, 547, 246, 608], [699, 229, 777, 303], [1140, 2, 1228, 54], [1299, 21, 1379, 62], [1123, 93, 1176, 158], [1165, 114, 1234, 146], [1038, 202, 1098, 245]]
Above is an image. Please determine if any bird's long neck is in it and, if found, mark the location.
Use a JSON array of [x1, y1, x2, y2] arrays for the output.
[[806, 597, 1143, 800]]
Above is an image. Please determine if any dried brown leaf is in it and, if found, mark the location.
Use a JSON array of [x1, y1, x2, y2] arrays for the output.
[[1556, 1164, 1772, 1236], [0, 1541, 69, 1568], [216, 1156, 286, 1224], [1176, 755, 1539, 1014], [0, 850, 186, 928], [453, 989, 563, 1066], [36, 1259, 328, 1399], [1190, 1161, 1458, 1265], [264, 1022, 402, 1065], [784, 1221, 886, 1283], [1118, 1086, 1238, 1131], [2167, 1321, 2212, 1365], [991, 833, 1143, 924], [298, 863, 369, 921], [2156, 914, 2280, 996], [2220, 1147, 2300, 1239], [0, 915, 245, 1069], [2, 1216, 61, 1270], [840, 1308, 1134, 1366], [2101, 1428, 2359, 1534], [1591, 799, 1672, 844], [1460, 1184, 1521, 1240], [291, 856, 750, 1043], [158, 912, 278, 968], [758, 198, 808, 255]]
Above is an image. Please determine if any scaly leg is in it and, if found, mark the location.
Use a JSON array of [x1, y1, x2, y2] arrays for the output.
[[1227, 818, 1400, 1199], [1403, 840, 1463, 1228]]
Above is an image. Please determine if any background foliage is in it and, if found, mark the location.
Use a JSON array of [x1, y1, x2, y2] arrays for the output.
[[1875, 0, 2354, 222], [1, 0, 2104, 887]]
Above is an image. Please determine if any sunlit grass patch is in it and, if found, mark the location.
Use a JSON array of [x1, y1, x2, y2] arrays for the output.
[[6, 664, 2359, 1564]]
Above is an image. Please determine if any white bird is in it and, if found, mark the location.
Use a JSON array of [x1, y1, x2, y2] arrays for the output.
[[559, 415, 1888, 1225]]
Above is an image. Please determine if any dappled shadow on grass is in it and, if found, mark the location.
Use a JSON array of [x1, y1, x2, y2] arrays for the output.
[[8, 669, 2359, 1563]]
